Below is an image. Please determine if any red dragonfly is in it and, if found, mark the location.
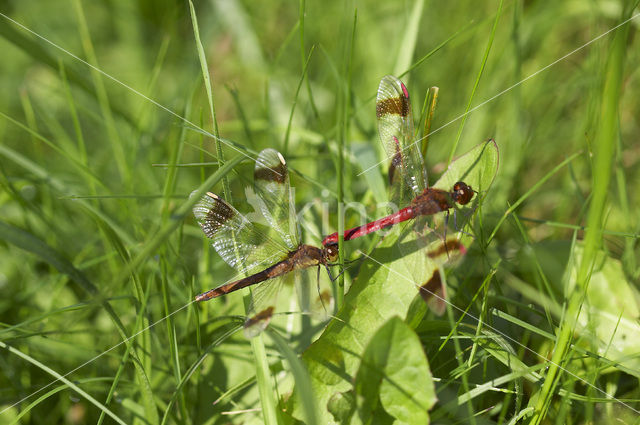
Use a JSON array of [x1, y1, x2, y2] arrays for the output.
[[322, 75, 474, 247], [322, 75, 476, 314], [193, 148, 338, 337]]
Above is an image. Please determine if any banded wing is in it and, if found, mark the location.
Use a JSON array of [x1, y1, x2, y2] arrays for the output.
[[243, 273, 290, 338], [244, 268, 333, 338], [377, 75, 427, 205], [192, 191, 289, 276], [253, 148, 300, 251], [398, 226, 466, 315], [419, 238, 466, 315]]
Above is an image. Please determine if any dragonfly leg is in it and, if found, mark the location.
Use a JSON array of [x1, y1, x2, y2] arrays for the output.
[[452, 209, 475, 240], [443, 212, 450, 257], [329, 262, 356, 283], [316, 266, 330, 316], [323, 263, 335, 282]]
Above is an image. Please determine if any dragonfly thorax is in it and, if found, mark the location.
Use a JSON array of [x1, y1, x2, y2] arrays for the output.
[[290, 244, 326, 268]]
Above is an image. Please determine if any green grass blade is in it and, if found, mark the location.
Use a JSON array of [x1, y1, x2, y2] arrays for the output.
[[72, 0, 130, 186], [114, 155, 244, 285], [0, 13, 138, 130], [249, 334, 280, 425], [487, 151, 582, 245], [188, 0, 230, 202], [0, 341, 127, 425], [269, 330, 320, 425], [528, 7, 634, 424], [284, 46, 315, 156], [299, 0, 319, 119], [420, 86, 439, 161], [159, 321, 243, 425], [0, 111, 105, 189], [0, 221, 159, 424], [447, 0, 503, 165], [393, 0, 424, 77], [0, 220, 99, 295]]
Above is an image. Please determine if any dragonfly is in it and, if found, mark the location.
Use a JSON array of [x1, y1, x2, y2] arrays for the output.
[[322, 75, 476, 314], [322, 75, 474, 247], [193, 148, 338, 337]]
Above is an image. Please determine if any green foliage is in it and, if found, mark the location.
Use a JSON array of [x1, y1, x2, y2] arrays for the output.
[[354, 317, 437, 425], [291, 140, 498, 422], [0, 1, 638, 424]]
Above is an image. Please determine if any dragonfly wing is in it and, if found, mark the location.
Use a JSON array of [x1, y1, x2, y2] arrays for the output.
[[398, 220, 465, 316], [243, 273, 292, 338], [253, 148, 300, 251], [295, 267, 334, 323], [420, 237, 465, 315], [377, 75, 427, 205], [192, 191, 289, 275]]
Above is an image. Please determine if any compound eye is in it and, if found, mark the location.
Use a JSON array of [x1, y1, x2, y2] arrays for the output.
[[326, 244, 339, 262], [453, 182, 474, 205]]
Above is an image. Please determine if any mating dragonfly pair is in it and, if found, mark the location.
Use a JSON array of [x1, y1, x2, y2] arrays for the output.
[[192, 75, 475, 338]]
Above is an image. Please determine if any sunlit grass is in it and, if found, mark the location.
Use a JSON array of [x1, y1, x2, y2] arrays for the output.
[[0, 1, 639, 424]]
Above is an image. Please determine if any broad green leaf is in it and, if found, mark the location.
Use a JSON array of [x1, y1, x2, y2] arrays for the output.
[[432, 138, 499, 194], [528, 241, 640, 375], [569, 245, 640, 375], [327, 391, 356, 424], [355, 317, 436, 425], [290, 140, 499, 422]]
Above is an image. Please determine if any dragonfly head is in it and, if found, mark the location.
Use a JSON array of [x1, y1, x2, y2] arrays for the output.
[[323, 243, 339, 263], [452, 181, 474, 205]]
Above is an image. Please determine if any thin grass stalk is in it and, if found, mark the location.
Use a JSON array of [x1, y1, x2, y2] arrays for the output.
[[528, 6, 632, 423], [487, 152, 582, 245], [0, 342, 127, 425], [299, 0, 319, 119], [421, 87, 439, 166], [392, 0, 424, 77], [283, 47, 315, 156], [188, 0, 230, 201], [443, 273, 477, 425], [188, 4, 278, 423], [269, 331, 320, 425], [71, 0, 130, 186], [162, 101, 189, 225], [59, 61, 95, 198], [447, 0, 503, 165], [335, 8, 357, 308], [161, 258, 189, 422], [249, 335, 280, 425]]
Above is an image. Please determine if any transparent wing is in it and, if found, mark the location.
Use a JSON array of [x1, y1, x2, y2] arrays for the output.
[[243, 266, 333, 338], [243, 273, 292, 338], [253, 148, 300, 250], [377, 75, 427, 205], [295, 267, 334, 323], [192, 191, 289, 275], [398, 217, 466, 316]]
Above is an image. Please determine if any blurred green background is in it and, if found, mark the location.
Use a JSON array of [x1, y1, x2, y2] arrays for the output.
[[0, 0, 638, 424]]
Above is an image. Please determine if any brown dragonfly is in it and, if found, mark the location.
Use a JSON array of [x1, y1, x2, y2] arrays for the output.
[[193, 148, 338, 337], [322, 75, 476, 314]]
